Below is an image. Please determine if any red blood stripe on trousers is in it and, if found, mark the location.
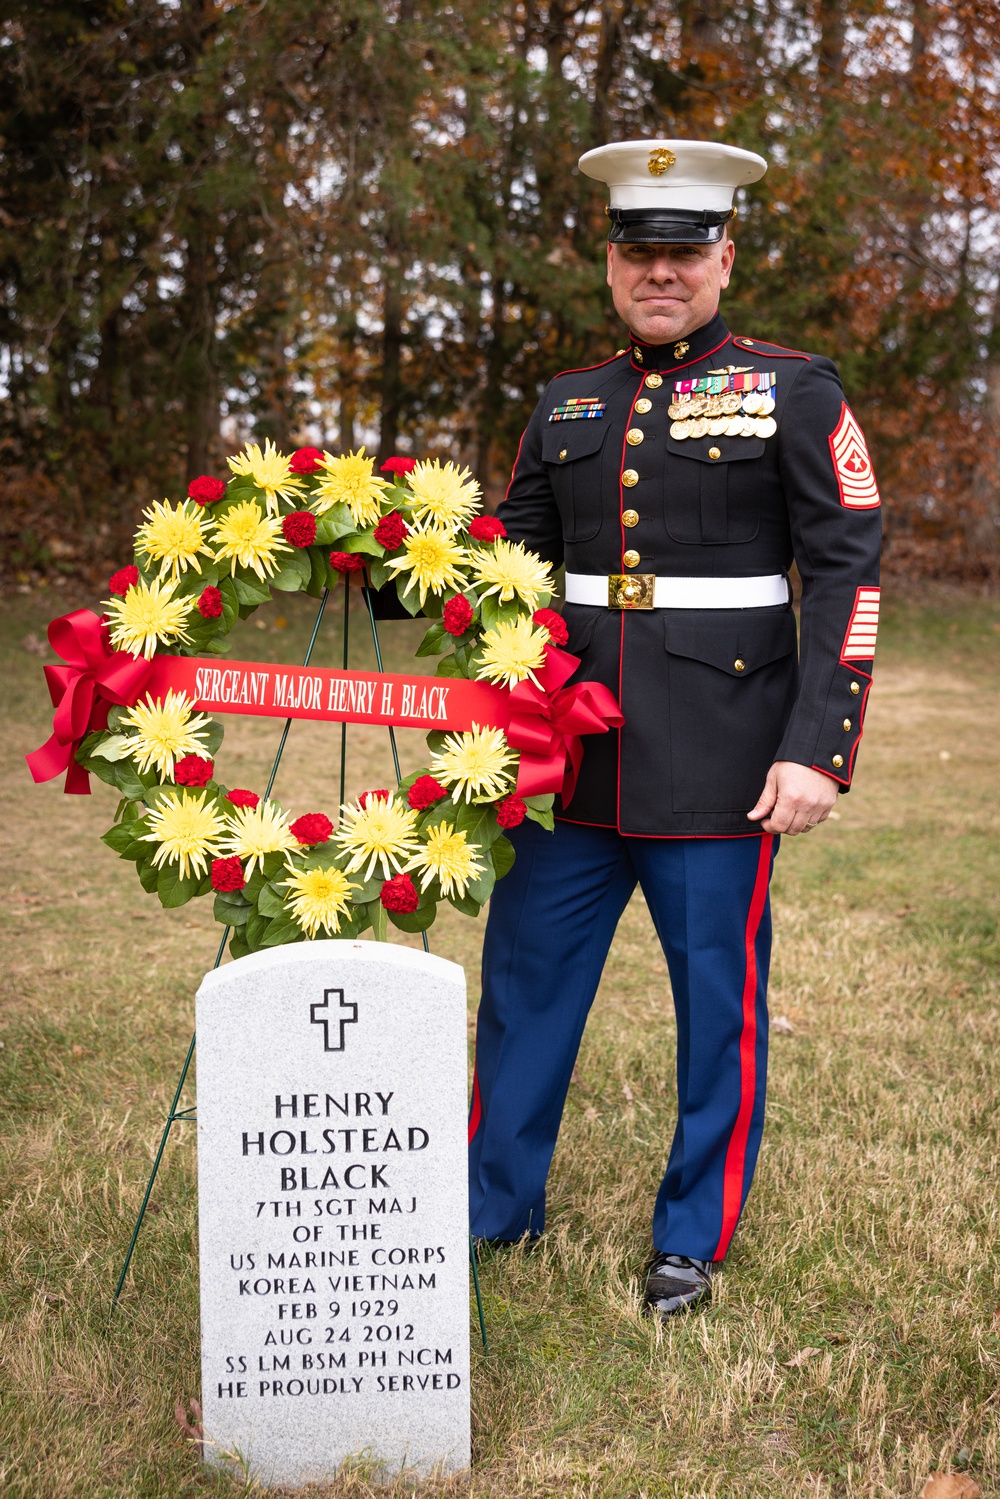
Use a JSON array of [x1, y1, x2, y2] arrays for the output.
[[468, 1068, 482, 1144], [712, 833, 774, 1261]]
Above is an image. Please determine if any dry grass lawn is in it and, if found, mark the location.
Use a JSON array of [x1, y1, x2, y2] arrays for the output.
[[1, 582, 998, 1498]]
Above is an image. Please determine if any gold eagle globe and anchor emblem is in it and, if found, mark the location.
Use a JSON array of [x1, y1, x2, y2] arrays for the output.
[[647, 148, 677, 176]]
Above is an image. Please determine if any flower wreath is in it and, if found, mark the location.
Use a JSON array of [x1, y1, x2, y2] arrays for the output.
[[34, 444, 621, 957]]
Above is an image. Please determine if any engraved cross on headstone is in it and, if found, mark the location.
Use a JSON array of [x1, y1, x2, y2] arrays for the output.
[[309, 987, 358, 1051]]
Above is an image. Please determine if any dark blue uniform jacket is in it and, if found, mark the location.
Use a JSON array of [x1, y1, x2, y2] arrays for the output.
[[496, 310, 883, 837]]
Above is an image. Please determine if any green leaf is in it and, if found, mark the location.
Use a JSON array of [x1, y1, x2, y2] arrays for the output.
[[271, 547, 312, 592], [244, 868, 268, 902], [233, 574, 272, 607], [228, 929, 251, 960], [137, 860, 160, 894], [257, 883, 287, 919], [395, 582, 423, 617], [387, 902, 437, 933], [490, 834, 516, 879], [259, 912, 305, 948], [367, 898, 389, 942], [448, 889, 482, 917], [202, 719, 225, 756], [466, 863, 496, 904], [415, 622, 449, 658], [425, 731, 450, 755], [525, 804, 555, 831], [262, 850, 287, 880], [523, 793, 555, 811], [90, 733, 133, 763], [156, 863, 201, 908], [101, 822, 138, 855], [341, 530, 383, 557], [112, 760, 148, 801], [312, 504, 355, 543], [479, 592, 502, 633], [218, 576, 240, 630], [367, 558, 391, 591], [214, 890, 250, 927], [245, 910, 271, 950], [435, 654, 465, 678], [306, 548, 328, 598], [77, 752, 121, 790]]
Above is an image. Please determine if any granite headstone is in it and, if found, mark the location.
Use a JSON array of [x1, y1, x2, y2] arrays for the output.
[[195, 940, 471, 1486]]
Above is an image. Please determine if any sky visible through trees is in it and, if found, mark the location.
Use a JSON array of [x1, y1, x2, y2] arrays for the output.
[[2, 0, 999, 578]]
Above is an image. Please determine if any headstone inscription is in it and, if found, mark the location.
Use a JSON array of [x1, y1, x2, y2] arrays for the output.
[[195, 941, 471, 1486]]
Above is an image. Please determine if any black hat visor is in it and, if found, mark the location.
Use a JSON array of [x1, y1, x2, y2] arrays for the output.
[[608, 206, 735, 244]]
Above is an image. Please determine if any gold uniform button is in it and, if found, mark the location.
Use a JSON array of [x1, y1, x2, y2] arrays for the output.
[[616, 347, 628, 356], [623, 549, 641, 568], [558, 448, 567, 460], [708, 446, 721, 460], [734, 658, 746, 673], [843, 718, 852, 731], [644, 373, 663, 389], [621, 509, 639, 527], [832, 754, 844, 769], [621, 468, 639, 487], [626, 427, 644, 445], [850, 681, 861, 695], [634, 397, 652, 414]]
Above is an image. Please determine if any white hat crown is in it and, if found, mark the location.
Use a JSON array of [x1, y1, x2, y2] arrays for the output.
[[579, 139, 767, 214]]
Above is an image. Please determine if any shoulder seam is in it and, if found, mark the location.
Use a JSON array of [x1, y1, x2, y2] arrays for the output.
[[554, 352, 628, 378], [733, 337, 812, 361]]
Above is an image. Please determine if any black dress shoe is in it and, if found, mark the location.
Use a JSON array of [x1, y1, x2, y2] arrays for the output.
[[643, 1252, 714, 1317]]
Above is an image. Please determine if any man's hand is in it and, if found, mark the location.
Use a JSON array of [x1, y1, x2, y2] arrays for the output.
[[747, 761, 840, 836]]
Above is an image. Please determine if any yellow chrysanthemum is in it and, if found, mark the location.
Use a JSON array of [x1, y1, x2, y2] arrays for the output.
[[134, 498, 213, 583], [280, 864, 359, 938], [471, 538, 554, 612], [311, 447, 391, 526], [212, 500, 290, 580], [384, 522, 468, 608], [220, 799, 298, 876], [429, 723, 516, 804], [142, 789, 227, 881], [405, 459, 481, 530], [476, 615, 549, 690], [104, 577, 194, 660], [405, 823, 486, 900], [227, 439, 304, 516], [119, 690, 212, 780], [334, 796, 421, 881]]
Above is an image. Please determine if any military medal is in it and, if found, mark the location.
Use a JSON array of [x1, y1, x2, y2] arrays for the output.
[[671, 369, 778, 446]]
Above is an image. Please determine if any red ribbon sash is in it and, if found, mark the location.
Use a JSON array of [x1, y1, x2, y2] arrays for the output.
[[27, 614, 623, 804]]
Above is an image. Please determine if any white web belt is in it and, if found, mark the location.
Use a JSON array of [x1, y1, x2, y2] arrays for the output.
[[564, 572, 790, 610]]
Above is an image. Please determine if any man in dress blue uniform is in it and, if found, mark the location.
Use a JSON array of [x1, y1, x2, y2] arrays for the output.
[[467, 140, 882, 1315]]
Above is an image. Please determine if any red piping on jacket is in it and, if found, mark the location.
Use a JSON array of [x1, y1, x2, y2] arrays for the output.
[[712, 832, 773, 1261], [467, 1067, 482, 1144]]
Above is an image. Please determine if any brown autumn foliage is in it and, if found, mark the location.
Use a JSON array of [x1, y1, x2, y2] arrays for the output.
[[1, 0, 998, 587]]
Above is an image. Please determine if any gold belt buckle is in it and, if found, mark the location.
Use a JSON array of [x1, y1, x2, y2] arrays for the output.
[[608, 573, 656, 609]]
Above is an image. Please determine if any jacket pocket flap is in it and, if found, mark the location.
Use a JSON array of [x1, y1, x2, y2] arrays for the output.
[[560, 602, 598, 654], [665, 609, 796, 676], [542, 421, 610, 465], [665, 436, 765, 463]]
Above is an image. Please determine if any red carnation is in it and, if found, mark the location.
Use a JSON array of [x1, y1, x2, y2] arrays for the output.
[[330, 552, 366, 574], [188, 475, 226, 506], [380, 456, 417, 476], [198, 585, 224, 619], [533, 607, 568, 646], [289, 446, 324, 474], [174, 754, 214, 787], [226, 788, 260, 809], [282, 511, 317, 548], [211, 856, 245, 893], [495, 794, 527, 829], [290, 812, 333, 845], [442, 595, 474, 636], [380, 873, 420, 913], [468, 516, 507, 542], [407, 775, 448, 810], [108, 564, 139, 596], [373, 510, 409, 550], [358, 789, 390, 809]]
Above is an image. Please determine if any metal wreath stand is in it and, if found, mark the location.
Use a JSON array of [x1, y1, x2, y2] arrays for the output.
[[107, 573, 489, 1353]]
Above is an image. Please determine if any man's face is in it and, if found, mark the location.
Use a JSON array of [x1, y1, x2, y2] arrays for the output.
[[606, 237, 735, 345]]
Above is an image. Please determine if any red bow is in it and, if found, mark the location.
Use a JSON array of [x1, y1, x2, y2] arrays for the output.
[[508, 646, 624, 806], [25, 610, 152, 795]]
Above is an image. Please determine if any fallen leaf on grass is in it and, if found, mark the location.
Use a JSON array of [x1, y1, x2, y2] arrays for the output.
[[782, 1346, 824, 1368], [919, 1476, 979, 1499], [622, 1082, 634, 1103], [175, 1395, 204, 1451], [772, 1015, 795, 1035]]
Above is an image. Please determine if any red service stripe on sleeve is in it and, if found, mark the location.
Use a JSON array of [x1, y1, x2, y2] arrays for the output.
[[829, 403, 881, 508], [841, 586, 881, 661]]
